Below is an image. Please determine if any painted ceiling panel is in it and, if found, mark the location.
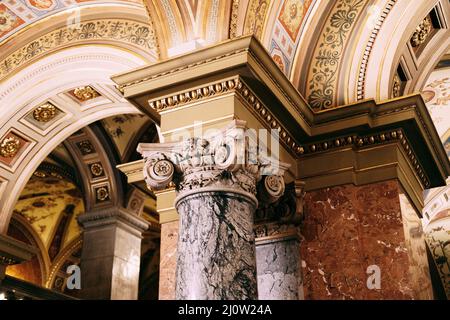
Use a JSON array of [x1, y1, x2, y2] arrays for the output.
[[101, 114, 150, 161], [13, 170, 84, 250], [0, 0, 144, 44]]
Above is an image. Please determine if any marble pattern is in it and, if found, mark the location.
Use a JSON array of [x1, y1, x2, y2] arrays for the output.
[[256, 238, 302, 299], [176, 192, 257, 300], [159, 220, 178, 300], [399, 194, 433, 299], [300, 181, 433, 300]]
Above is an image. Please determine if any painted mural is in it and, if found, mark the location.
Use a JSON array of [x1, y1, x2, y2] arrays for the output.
[[268, 0, 315, 76], [425, 213, 450, 299], [422, 66, 450, 298], [0, 4, 24, 39], [0, 0, 144, 44], [422, 69, 450, 137], [101, 114, 150, 161], [12, 167, 84, 251]]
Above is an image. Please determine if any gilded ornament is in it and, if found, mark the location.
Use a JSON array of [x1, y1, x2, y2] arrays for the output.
[[96, 187, 109, 201], [392, 74, 402, 98], [33, 103, 57, 122], [73, 86, 100, 102], [0, 136, 20, 158], [411, 16, 432, 48], [90, 163, 104, 177], [77, 140, 95, 155]]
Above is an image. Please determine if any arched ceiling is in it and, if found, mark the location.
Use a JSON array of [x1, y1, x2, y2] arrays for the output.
[[0, 0, 145, 44]]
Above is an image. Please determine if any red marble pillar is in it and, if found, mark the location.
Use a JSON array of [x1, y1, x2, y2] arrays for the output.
[[300, 180, 433, 300]]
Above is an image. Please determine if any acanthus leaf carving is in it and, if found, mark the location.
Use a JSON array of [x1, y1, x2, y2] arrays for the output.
[[138, 120, 290, 203]]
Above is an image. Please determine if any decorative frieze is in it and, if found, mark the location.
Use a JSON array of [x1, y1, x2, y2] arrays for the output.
[[147, 77, 304, 157]]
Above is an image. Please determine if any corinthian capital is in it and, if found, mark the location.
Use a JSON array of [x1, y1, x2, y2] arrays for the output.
[[137, 120, 290, 203]]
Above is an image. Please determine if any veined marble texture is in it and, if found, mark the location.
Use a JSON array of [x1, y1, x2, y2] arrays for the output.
[[159, 220, 178, 300], [300, 180, 433, 300], [175, 192, 258, 300], [256, 238, 302, 300]]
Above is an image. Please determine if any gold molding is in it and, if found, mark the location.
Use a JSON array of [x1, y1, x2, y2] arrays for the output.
[[356, 0, 397, 101], [296, 128, 430, 188], [147, 76, 303, 157], [229, 0, 240, 38]]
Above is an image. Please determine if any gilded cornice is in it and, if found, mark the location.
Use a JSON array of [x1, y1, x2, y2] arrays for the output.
[[0, 18, 158, 82], [113, 35, 450, 192], [147, 76, 303, 157], [297, 128, 430, 188]]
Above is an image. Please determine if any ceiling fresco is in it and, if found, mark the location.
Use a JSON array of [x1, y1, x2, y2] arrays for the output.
[[425, 212, 450, 299], [12, 165, 84, 251], [422, 59, 450, 298], [268, 0, 314, 76], [101, 114, 151, 162], [422, 68, 450, 138], [0, 0, 144, 44]]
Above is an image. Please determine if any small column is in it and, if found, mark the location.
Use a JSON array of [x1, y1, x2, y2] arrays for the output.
[[254, 180, 305, 300], [138, 120, 289, 300], [77, 207, 149, 300]]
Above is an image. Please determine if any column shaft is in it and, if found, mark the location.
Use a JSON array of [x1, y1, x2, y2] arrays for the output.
[[78, 207, 148, 300], [256, 235, 302, 300], [176, 192, 257, 299]]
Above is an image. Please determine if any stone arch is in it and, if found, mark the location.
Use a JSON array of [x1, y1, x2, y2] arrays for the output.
[[289, 0, 450, 108], [6, 214, 49, 286], [0, 44, 154, 234]]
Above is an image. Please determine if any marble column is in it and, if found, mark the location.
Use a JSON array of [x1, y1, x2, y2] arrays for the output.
[[254, 181, 305, 300], [138, 120, 289, 300], [77, 207, 149, 300]]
